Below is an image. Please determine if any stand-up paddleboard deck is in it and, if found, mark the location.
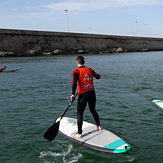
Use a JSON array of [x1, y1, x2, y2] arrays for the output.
[[1, 67, 22, 73], [152, 100, 163, 110], [59, 117, 131, 153]]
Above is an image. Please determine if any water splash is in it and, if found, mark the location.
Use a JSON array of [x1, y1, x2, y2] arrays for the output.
[[40, 144, 73, 158], [126, 155, 135, 162], [63, 153, 83, 163], [40, 144, 83, 163]]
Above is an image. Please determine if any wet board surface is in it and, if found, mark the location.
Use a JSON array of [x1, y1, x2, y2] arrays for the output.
[[59, 117, 131, 153], [152, 100, 163, 110]]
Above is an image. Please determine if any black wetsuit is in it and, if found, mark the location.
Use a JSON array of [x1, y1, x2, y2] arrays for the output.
[[72, 66, 101, 134]]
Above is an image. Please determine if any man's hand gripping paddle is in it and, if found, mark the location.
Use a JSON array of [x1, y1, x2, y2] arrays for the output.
[[44, 95, 77, 141]]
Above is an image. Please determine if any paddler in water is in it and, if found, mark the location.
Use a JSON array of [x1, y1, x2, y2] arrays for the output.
[[0, 66, 6, 72], [70, 56, 102, 138]]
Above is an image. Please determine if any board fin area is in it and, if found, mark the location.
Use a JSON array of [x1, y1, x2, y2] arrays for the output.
[[103, 138, 131, 153]]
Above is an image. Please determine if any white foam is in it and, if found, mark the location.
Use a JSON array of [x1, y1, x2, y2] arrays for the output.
[[63, 153, 83, 163], [40, 144, 83, 163], [40, 144, 73, 158], [126, 156, 135, 162]]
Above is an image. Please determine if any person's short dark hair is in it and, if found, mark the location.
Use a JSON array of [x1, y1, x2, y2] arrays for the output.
[[76, 56, 85, 65]]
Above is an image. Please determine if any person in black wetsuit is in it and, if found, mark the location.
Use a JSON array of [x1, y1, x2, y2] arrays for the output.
[[70, 56, 102, 138]]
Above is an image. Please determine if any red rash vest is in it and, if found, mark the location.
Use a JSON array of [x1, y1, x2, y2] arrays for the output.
[[72, 66, 100, 95]]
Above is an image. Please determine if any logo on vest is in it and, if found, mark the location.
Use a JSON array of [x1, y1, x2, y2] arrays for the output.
[[85, 74, 90, 77], [84, 84, 93, 89], [84, 73, 92, 81]]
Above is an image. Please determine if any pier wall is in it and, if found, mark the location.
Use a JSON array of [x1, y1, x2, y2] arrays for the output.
[[0, 29, 163, 56]]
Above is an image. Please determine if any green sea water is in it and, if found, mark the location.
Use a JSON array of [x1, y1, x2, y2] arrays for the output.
[[0, 52, 162, 163]]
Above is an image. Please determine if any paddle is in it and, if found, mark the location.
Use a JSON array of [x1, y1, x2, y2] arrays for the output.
[[44, 95, 77, 141]]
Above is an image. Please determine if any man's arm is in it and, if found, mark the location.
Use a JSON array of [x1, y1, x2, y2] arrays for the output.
[[70, 70, 79, 101], [72, 70, 79, 95], [92, 70, 100, 79]]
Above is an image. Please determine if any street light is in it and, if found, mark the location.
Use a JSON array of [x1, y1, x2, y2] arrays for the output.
[[64, 10, 69, 32], [135, 21, 138, 36]]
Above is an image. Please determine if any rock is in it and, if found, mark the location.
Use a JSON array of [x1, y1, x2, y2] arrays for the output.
[[29, 50, 36, 55], [77, 49, 85, 54], [0, 52, 6, 57], [142, 48, 148, 51], [43, 52, 52, 55], [53, 49, 62, 55], [0, 51, 14, 57], [116, 47, 123, 52]]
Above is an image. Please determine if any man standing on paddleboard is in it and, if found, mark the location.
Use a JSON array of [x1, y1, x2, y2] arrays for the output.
[[0, 66, 6, 72], [70, 56, 102, 138]]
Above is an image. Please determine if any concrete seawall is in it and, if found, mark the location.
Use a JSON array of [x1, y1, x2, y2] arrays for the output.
[[0, 28, 163, 57]]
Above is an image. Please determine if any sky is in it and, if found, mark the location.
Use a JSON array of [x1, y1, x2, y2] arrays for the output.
[[1, 0, 163, 38]]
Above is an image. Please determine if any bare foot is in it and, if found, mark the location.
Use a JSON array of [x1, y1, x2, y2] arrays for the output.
[[72, 133, 82, 138], [96, 126, 102, 131]]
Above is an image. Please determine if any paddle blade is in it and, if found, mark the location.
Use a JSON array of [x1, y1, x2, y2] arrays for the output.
[[44, 121, 60, 141]]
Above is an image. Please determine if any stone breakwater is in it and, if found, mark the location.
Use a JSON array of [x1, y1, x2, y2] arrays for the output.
[[0, 28, 163, 57]]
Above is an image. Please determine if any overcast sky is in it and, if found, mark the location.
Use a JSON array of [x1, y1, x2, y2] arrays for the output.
[[1, 0, 163, 37]]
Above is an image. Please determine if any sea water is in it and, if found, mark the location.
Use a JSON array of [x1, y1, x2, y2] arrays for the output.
[[0, 52, 163, 163]]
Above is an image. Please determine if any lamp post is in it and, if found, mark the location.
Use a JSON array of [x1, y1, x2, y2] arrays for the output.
[[135, 21, 138, 36], [64, 10, 69, 32]]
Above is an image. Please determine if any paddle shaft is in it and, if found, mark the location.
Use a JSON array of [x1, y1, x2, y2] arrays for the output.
[[60, 101, 73, 119], [58, 94, 78, 121]]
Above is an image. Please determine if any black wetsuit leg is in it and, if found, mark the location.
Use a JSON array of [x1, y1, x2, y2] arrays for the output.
[[77, 90, 100, 134], [88, 90, 100, 127]]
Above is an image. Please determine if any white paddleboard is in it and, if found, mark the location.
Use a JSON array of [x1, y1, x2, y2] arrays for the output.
[[152, 100, 163, 110], [59, 117, 131, 153]]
